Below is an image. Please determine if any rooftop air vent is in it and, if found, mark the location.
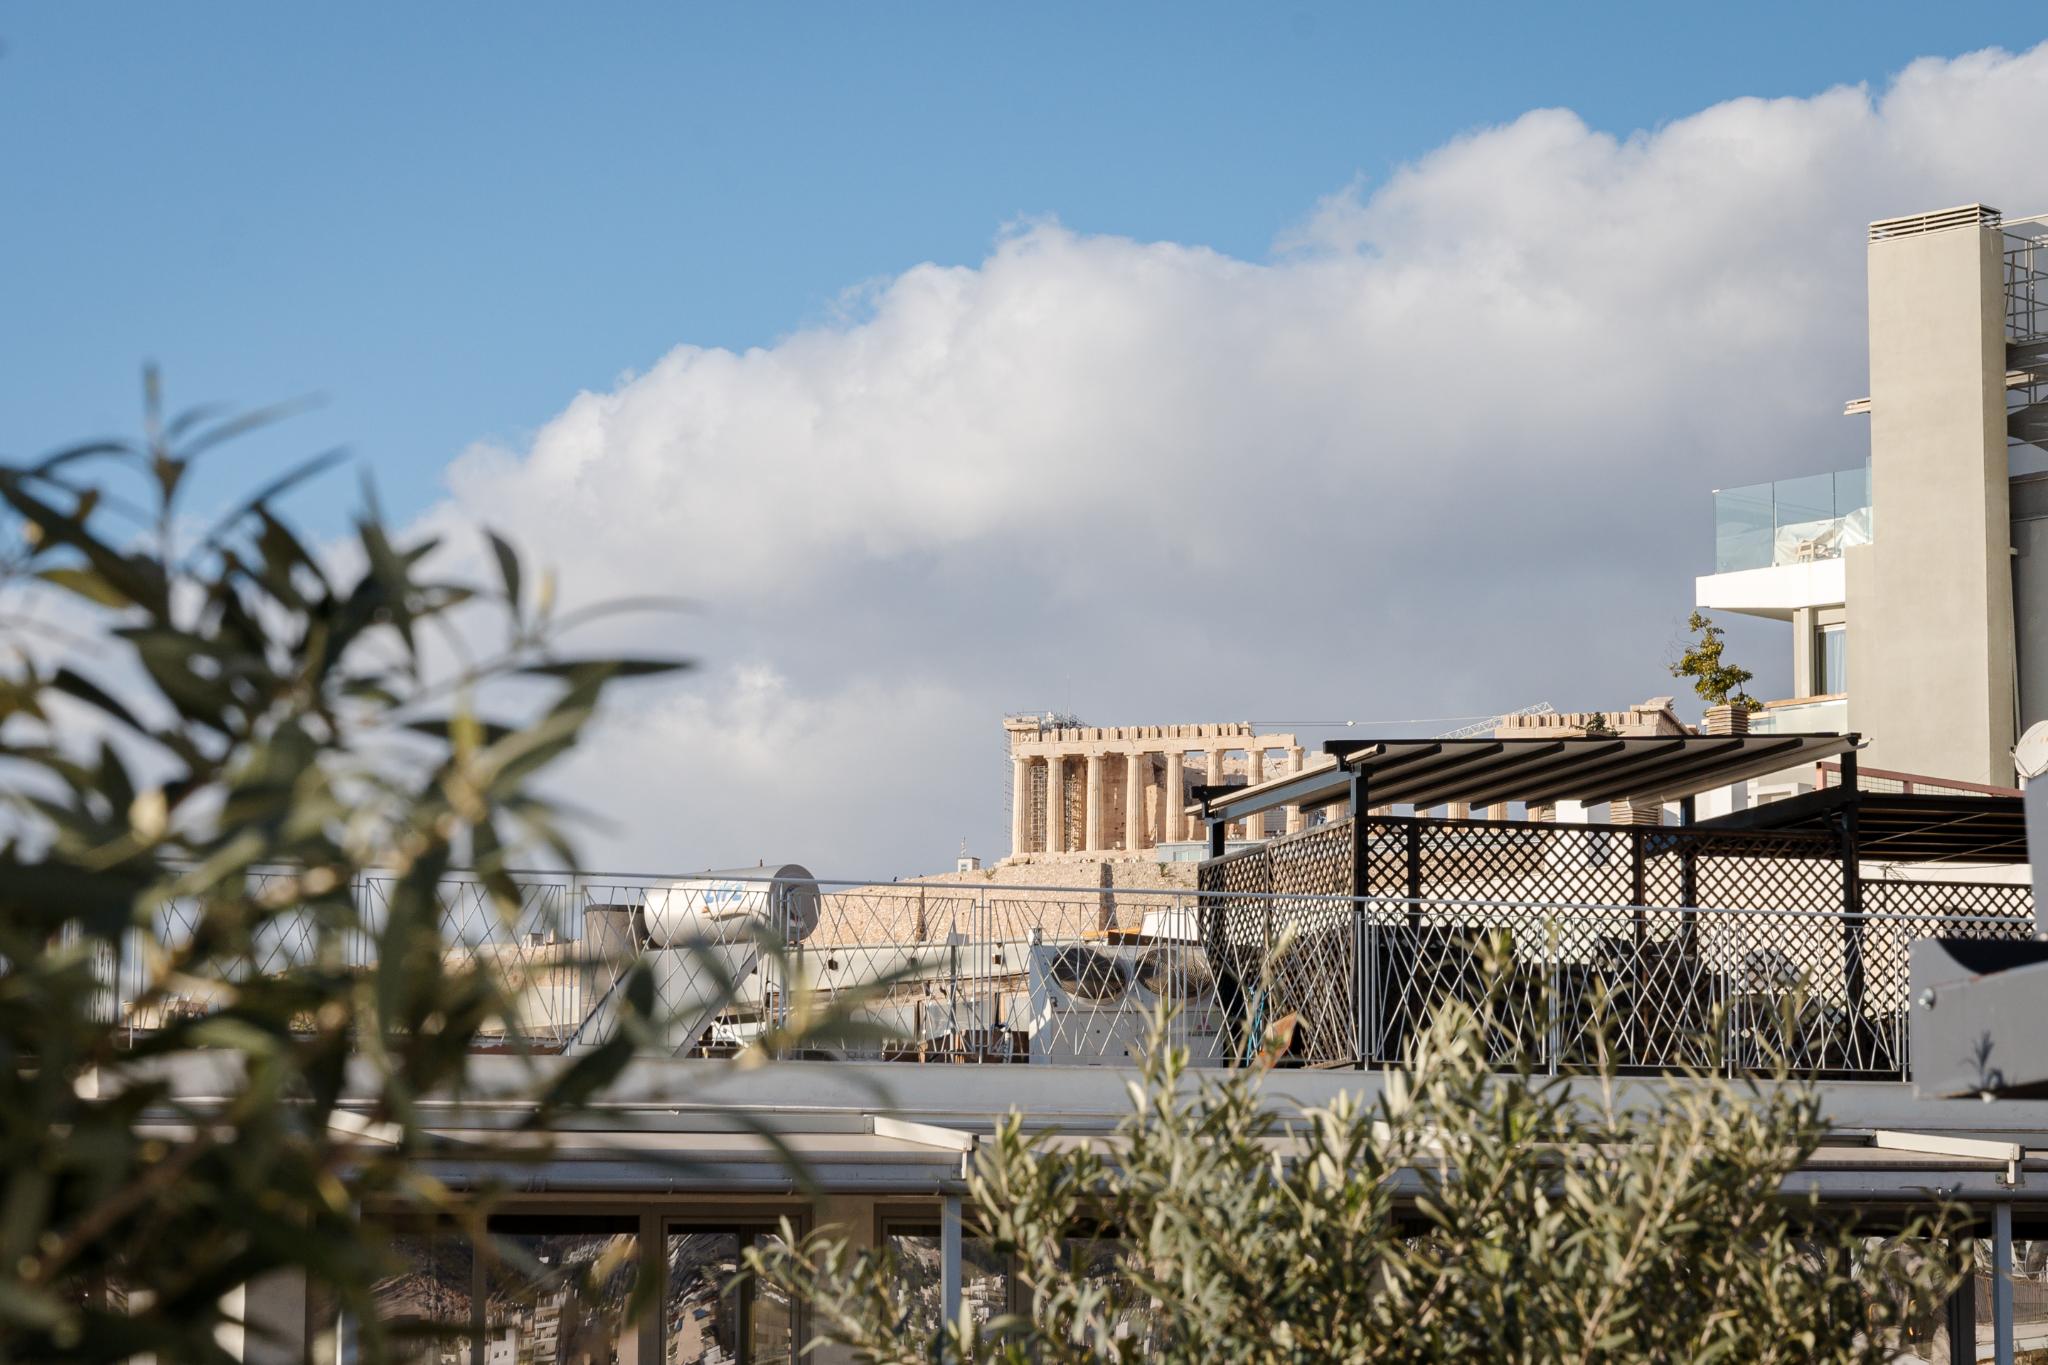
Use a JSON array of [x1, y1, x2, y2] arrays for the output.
[[1868, 204, 2002, 242]]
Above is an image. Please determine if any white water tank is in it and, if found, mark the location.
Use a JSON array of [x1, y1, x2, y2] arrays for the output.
[[641, 864, 822, 948]]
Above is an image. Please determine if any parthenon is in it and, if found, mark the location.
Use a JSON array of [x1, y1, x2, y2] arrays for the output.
[[1002, 715, 1322, 861]]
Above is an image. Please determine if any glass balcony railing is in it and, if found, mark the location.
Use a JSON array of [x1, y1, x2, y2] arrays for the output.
[[1713, 467, 1871, 573], [1749, 696, 1848, 737]]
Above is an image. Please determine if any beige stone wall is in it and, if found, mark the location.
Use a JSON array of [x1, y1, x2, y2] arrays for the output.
[[821, 854, 1200, 943], [1493, 696, 1689, 740]]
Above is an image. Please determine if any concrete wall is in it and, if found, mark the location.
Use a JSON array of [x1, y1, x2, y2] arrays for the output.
[[2012, 474, 2048, 735], [1847, 217, 2016, 785]]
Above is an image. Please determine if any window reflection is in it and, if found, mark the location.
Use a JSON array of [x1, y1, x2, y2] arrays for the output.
[[881, 1225, 1010, 1338], [370, 1228, 475, 1365], [880, 1223, 1161, 1353], [1064, 1237, 1162, 1354], [483, 1216, 641, 1365], [664, 1229, 792, 1365]]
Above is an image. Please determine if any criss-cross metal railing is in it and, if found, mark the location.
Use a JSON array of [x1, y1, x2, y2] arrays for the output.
[[90, 854, 2033, 1080]]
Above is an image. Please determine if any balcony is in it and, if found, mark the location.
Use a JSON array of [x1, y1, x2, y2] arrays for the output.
[[1713, 467, 1871, 574], [1750, 695, 1848, 736]]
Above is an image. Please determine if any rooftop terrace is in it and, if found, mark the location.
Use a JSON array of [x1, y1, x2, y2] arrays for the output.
[[122, 812, 2030, 1083]]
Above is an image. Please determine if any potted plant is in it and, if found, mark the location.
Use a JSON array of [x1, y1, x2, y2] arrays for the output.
[[1670, 611, 1763, 734]]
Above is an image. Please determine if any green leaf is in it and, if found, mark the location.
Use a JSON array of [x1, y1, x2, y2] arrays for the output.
[[486, 528, 521, 614], [517, 658, 691, 680], [50, 667, 149, 736], [36, 565, 134, 609]]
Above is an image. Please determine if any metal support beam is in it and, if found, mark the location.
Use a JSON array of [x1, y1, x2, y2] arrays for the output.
[[1995, 1200, 2015, 1365], [1837, 752, 1867, 1046], [1350, 778, 1371, 1072], [1404, 819, 1422, 928], [1946, 1243, 1979, 1365], [941, 1194, 963, 1346], [1628, 829, 1648, 1062], [1678, 795, 1698, 959], [638, 1209, 663, 1365]]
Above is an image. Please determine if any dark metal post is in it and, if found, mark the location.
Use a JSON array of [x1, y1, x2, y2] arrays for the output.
[[1837, 749, 1867, 1066], [1197, 792, 1243, 1066], [1405, 818, 1423, 929], [1995, 1201, 2016, 1365], [1678, 795, 1698, 959], [1944, 1243, 1978, 1365], [1629, 827, 1648, 948], [1628, 826, 1649, 1065], [1350, 770, 1371, 1070], [1677, 795, 1697, 897]]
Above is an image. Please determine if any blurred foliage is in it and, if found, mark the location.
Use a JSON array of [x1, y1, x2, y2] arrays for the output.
[[0, 371, 691, 1362], [752, 946, 1967, 1364]]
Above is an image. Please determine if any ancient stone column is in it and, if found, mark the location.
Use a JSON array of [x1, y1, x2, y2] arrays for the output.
[[1244, 749, 1266, 840], [1284, 745, 1305, 835], [1011, 756, 1031, 857], [1045, 756, 1066, 853], [1163, 751, 1185, 842], [1205, 749, 1228, 839], [1124, 752, 1147, 852], [1084, 754, 1106, 850]]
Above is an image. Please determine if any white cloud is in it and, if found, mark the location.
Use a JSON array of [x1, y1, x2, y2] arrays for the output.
[[549, 664, 985, 879], [430, 43, 2048, 877]]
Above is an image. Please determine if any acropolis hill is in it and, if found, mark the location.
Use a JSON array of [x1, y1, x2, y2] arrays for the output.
[[1002, 714, 1324, 861]]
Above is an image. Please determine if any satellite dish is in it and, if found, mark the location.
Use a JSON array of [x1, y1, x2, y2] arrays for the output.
[[1048, 947, 1130, 1002], [2018, 722, 2048, 933], [2018, 721, 2048, 781]]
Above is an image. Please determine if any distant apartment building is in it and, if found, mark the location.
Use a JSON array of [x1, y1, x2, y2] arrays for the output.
[[1697, 203, 2048, 789]]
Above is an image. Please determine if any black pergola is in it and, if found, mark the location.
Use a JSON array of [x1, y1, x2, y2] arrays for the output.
[[1692, 784, 2029, 864], [1192, 733, 1861, 856]]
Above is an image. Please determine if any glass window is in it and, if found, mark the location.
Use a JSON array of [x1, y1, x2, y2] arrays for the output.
[[370, 1227, 476, 1365], [1063, 1236, 1167, 1354], [665, 1228, 793, 1365], [881, 1223, 1012, 1338], [483, 1215, 641, 1365], [1817, 624, 1847, 696]]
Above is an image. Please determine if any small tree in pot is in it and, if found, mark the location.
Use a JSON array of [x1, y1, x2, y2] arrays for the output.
[[1670, 611, 1762, 732]]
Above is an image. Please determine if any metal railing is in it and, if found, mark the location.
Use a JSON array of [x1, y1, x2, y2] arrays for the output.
[[1815, 760, 2023, 799], [93, 847, 2036, 1080], [1198, 814, 2036, 1078], [2006, 218, 2048, 346]]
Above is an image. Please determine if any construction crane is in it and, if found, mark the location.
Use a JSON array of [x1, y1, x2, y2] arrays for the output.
[[1433, 703, 1556, 741]]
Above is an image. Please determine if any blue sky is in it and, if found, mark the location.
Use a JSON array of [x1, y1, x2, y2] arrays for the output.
[[4, 5, 2042, 525], [11, 8, 2048, 873]]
